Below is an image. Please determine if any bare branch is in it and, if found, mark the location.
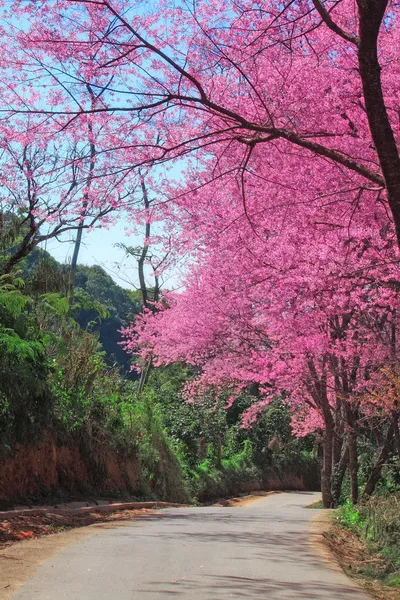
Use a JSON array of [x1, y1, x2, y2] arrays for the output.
[[312, 0, 359, 45]]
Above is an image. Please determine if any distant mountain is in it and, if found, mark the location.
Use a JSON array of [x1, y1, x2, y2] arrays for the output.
[[22, 248, 142, 377]]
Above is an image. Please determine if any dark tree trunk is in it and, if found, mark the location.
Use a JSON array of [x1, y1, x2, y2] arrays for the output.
[[70, 111, 96, 290], [348, 429, 359, 504], [332, 422, 343, 470], [321, 423, 334, 508], [391, 412, 400, 460], [363, 424, 394, 498], [331, 446, 349, 507], [357, 0, 400, 246], [138, 178, 151, 309], [2, 239, 34, 274], [70, 224, 84, 288], [138, 356, 152, 395], [306, 359, 333, 507]]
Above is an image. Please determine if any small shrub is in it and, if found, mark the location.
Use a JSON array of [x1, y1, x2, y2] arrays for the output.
[[336, 500, 366, 532], [387, 575, 400, 588]]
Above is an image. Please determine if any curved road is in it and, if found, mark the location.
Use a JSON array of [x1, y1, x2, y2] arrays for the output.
[[12, 492, 369, 599]]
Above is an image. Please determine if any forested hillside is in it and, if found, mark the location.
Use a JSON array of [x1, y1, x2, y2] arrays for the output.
[[0, 242, 319, 507], [22, 250, 141, 374]]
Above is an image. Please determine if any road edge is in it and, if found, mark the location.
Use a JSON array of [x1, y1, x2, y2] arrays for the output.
[[0, 501, 187, 520], [310, 508, 374, 598]]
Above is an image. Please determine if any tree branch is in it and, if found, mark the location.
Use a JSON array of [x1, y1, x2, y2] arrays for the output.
[[312, 0, 359, 45]]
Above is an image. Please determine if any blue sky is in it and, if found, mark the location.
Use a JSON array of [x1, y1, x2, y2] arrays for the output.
[[10, 0, 189, 292], [42, 221, 144, 290], [43, 217, 184, 292]]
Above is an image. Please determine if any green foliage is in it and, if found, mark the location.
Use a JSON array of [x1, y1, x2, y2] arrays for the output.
[[22, 249, 70, 296], [189, 440, 262, 502], [356, 434, 400, 500], [336, 500, 366, 531], [0, 210, 31, 273], [142, 367, 321, 501], [147, 365, 221, 468], [0, 241, 320, 505], [387, 575, 400, 588], [0, 272, 53, 447], [0, 247, 185, 503], [41, 292, 70, 316], [72, 290, 109, 321], [364, 495, 400, 559], [74, 264, 141, 374], [336, 494, 400, 586], [0, 327, 42, 360], [0, 212, 22, 258], [21, 253, 141, 373], [120, 394, 188, 502], [0, 273, 30, 318]]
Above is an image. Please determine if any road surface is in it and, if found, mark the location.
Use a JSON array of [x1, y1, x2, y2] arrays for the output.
[[11, 491, 370, 599]]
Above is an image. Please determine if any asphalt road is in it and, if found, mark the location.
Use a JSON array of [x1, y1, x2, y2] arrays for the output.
[[12, 491, 370, 599]]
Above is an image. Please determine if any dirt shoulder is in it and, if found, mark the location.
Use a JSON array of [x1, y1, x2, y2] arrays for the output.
[[0, 505, 162, 549], [212, 490, 278, 507], [312, 511, 399, 600]]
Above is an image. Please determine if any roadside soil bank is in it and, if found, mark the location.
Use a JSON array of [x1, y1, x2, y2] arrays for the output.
[[0, 437, 144, 505], [312, 510, 399, 600]]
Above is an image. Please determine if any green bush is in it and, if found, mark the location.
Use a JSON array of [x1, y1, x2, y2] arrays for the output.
[[337, 494, 400, 586], [336, 500, 366, 531], [188, 440, 263, 502], [364, 494, 400, 571]]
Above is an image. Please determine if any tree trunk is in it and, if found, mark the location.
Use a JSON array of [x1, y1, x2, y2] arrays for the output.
[[321, 424, 334, 508], [138, 356, 153, 395], [332, 428, 343, 472], [331, 446, 349, 507], [348, 429, 359, 504], [297, 437, 303, 457], [69, 224, 84, 288], [391, 412, 400, 460], [70, 110, 96, 290], [138, 178, 151, 309], [358, 0, 400, 246], [363, 424, 394, 498]]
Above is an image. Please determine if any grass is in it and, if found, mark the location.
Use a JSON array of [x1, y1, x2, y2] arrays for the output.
[[325, 495, 400, 599], [306, 499, 324, 509]]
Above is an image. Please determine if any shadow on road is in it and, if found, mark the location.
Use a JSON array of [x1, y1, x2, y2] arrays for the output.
[[10, 492, 368, 600], [138, 574, 365, 599], [103, 492, 367, 599]]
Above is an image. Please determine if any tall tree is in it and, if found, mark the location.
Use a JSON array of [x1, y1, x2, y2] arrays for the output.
[[1, 0, 400, 249], [124, 165, 400, 507]]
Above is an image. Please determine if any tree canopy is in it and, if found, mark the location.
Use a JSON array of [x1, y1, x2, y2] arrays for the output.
[[0, 0, 399, 508]]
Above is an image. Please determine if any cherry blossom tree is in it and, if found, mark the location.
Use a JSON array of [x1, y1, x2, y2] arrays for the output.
[[0, 138, 122, 275], [123, 157, 400, 506], [1, 0, 400, 506], [1, 0, 400, 249]]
